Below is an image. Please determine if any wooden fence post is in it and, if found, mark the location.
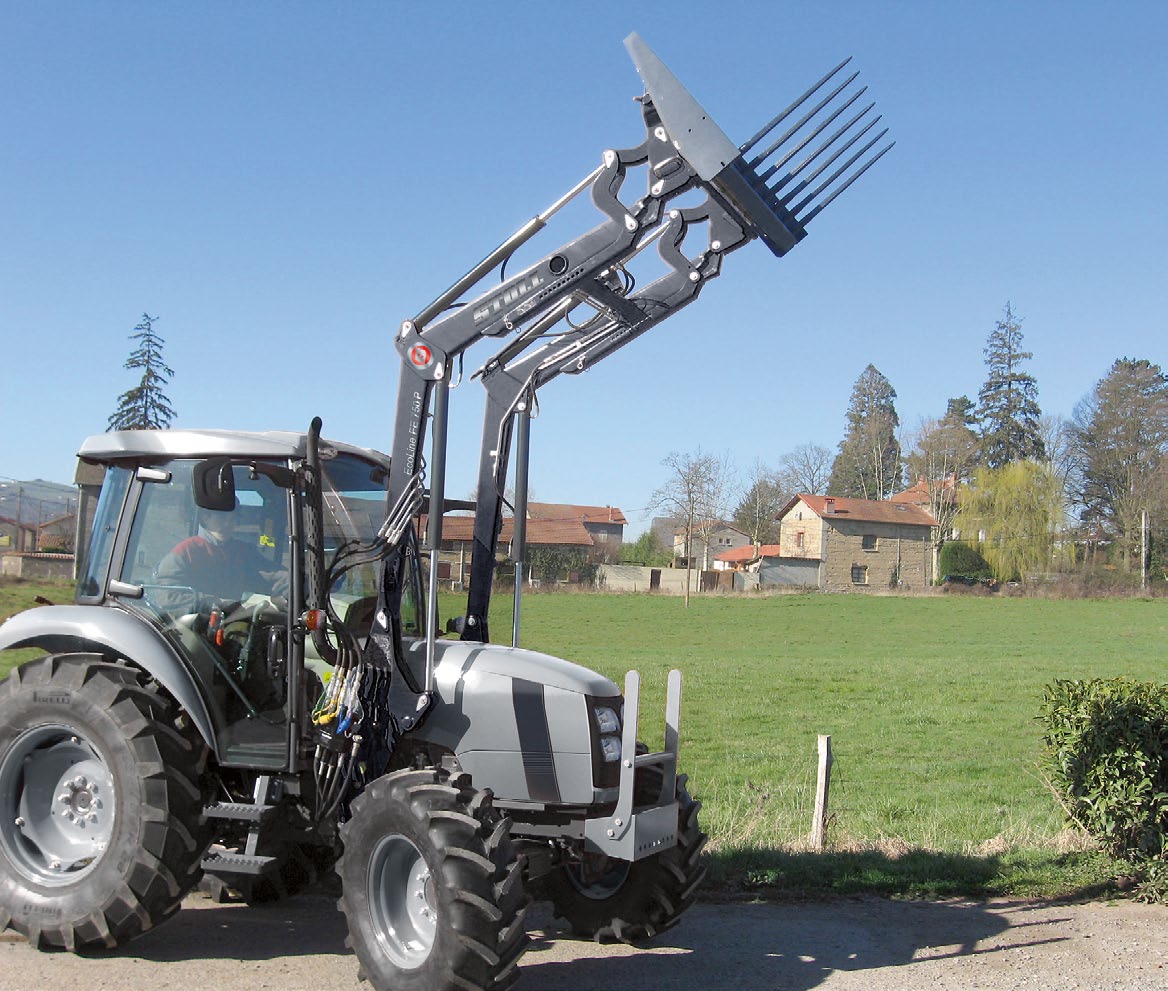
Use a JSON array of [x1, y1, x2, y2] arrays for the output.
[[811, 734, 833, 851]]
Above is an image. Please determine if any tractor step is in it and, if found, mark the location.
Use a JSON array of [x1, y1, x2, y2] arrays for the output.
[[203, 800, 278, 824], [201, 847, 278, 877]]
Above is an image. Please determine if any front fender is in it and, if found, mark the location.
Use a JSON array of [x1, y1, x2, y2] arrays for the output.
[[0, 604, 218, 756]]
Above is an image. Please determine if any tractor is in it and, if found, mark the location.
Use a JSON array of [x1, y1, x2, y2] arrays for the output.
[[0, 34, 891, 990]]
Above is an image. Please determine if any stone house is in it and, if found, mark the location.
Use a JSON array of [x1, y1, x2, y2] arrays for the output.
[[772, 494, 938, 591], [427, 502, 626, 584], [524, 503, 627, 562]]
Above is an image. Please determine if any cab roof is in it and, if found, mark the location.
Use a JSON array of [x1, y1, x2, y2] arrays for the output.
[[78, 429, 389, 467]]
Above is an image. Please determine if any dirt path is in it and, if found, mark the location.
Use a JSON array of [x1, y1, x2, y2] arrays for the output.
[[2, 892, 1166, 990]]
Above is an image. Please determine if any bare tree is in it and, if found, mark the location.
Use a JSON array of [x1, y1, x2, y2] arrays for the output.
[[903, 402, 980, 540], [732, 460, 786, 545], [1071, 358, 1168, 572], [777, 443, 832, 495], [651, 449, 734, 607]]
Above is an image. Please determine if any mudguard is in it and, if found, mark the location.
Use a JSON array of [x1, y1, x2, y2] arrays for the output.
[[0, 604, 218, 757]]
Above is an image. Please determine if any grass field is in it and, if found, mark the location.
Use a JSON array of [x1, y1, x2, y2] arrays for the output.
[[5, 578, 1164, 897]]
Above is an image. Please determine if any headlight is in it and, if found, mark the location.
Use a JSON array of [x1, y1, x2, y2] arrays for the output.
[[594, 705, 621, 735], [599, 735, 623, 762]]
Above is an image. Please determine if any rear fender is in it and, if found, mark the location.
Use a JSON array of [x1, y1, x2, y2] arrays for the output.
[[0, 604, 218, 757]]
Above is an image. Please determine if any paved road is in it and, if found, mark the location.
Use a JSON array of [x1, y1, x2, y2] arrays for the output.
[[2, 892, 1166, 990]]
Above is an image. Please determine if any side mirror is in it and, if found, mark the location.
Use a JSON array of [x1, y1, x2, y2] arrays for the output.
[[445, 615, 466, 636], [193, 458, 236, 511]]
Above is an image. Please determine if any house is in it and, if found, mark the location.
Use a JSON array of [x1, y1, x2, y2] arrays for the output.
[[36, 513, 78, 553], [0, 516, 38, 553], [771, 494, 938, 591], [712, 543, 781, 571], [525, 503, 627, 562], [671, 521, 751, 570], [425, 501, 626, 584]]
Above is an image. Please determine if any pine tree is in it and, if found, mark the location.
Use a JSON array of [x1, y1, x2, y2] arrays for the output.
[[108, 313, 176, 430], [828, 364, 901, 500], [976, 303, 1044, 468]]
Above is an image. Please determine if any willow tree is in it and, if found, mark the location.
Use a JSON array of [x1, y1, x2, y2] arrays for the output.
[[954, 461, 1066, 581]]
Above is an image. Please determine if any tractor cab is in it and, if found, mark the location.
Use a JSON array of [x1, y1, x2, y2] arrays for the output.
[[73, 429, 399, 768]]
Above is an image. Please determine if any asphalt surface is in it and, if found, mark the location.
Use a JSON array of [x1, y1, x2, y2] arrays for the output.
[[2, 892, 1166, 990]]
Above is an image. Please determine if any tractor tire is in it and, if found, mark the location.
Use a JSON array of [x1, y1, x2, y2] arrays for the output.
[[338, 767, 529, 991], [541, 773, 707, 943], [0, 654, 209, 950]]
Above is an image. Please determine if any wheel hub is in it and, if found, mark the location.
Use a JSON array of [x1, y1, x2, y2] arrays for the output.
[[367, 834, 438, 969], [0, 726, 116, 884]]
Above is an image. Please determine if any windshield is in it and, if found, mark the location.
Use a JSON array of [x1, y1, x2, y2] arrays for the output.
[[319, 451, 422, 639]]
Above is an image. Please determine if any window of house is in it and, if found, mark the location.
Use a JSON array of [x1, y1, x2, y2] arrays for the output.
[[861, 534, 878, 550], [795, 531, 805, 551], [851, 564, 868, 585]]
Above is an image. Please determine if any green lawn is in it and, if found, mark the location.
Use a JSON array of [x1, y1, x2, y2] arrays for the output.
[[490, 593, 1166, 851], [6, 580, 1164, 897], [451, 589, 1165, 897]]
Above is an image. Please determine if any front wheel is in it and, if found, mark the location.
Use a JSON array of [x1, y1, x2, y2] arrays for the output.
[[338, 768, 529, 991], [0, 654, 209, 949], [541, 773, 707, 943]]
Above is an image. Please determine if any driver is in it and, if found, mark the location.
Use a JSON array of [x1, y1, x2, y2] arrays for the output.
[[156, 505, 283, 603]]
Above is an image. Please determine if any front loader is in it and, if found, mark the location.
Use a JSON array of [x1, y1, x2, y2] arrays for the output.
[[0, 34, 892, 990]]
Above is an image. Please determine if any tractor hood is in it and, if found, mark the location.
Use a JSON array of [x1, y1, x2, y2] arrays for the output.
[[424, 638, 620, 698]]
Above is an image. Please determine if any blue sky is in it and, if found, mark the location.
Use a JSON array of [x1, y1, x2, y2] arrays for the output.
[[3, 2, 1165, 535]]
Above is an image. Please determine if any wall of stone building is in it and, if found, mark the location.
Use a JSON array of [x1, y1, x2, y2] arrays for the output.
[[1, 552, 76, 581], [821, 521, 933, 592], [778, 502, 826, 560]]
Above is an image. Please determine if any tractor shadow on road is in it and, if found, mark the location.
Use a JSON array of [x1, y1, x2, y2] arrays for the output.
[[98, 892, 353, 963], [522, 898, 1072, 991]]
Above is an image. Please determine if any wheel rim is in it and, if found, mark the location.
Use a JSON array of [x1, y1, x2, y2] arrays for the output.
[[564, 854, 631, 900], [0, 725, 116, 886], [366, 833, 437, 969]]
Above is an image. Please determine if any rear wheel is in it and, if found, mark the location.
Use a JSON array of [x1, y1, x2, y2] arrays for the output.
[[338, 767, 529, 990], [0, 654, 209, 949], [542, 773, 706, 942]]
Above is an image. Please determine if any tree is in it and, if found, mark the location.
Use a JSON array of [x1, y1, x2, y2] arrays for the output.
[[954, 461, 1067, 582], [618, 530, 672, 567], [108, 313, 176, 430], [1071, 358, 1168, 573], [903, 396, 980, 539], [732, 461, 787, 545], [828, 364, 901, 500], [650, 449, 734, 607], [976, 303, 1044, 468], [776, 443, 832, 495]]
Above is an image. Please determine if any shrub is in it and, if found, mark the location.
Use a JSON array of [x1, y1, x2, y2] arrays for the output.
[[937, 541, 994, 582], [1039, 678, 1168, 859]]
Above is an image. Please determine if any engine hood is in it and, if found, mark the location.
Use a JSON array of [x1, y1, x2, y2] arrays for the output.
[[425, 638, 620, 697]]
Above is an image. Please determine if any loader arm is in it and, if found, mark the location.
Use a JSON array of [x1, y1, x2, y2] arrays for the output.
[[356, 32, 892, 757]]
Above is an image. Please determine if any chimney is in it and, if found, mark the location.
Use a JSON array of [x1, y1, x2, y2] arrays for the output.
[[824, 497, 836, 515]]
